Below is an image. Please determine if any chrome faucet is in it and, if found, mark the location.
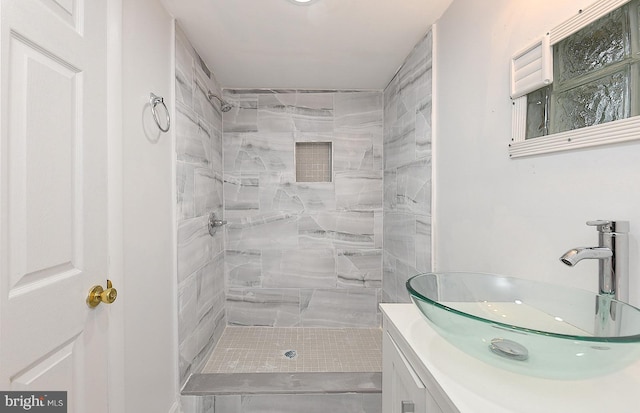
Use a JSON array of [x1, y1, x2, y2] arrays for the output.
[[560, 220, 629, 302]]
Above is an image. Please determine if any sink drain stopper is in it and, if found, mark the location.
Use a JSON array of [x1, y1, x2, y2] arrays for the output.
[[489, 338, 529, 361]]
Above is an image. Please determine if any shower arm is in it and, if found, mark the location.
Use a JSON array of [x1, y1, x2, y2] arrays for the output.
[[207, 90, 222, 102], [206, 90, 232, 112]]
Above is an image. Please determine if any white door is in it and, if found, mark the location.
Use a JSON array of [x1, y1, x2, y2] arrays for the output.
[[0, 0, 111, 412]]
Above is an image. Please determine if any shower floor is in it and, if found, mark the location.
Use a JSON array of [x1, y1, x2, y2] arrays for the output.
[[201, 326, 382, 374]]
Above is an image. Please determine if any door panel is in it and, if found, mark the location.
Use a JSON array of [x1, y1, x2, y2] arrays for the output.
[[1, 0, 109, 412], [8, 32, 81, 292], [10, 340, 76, 390], [38, 0, 82, 31]]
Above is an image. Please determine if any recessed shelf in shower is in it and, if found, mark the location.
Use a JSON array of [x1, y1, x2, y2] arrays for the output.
[[295, 142, 332, 183]]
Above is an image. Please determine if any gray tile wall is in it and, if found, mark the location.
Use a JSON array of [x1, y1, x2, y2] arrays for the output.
[[383, 30, 433, 303], [180, 394, 381, 413], [222, 89, 383, 327], [175, 25, 226, 387]]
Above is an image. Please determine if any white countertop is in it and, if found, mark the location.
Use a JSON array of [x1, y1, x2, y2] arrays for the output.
[[381, 303, 640, 413]]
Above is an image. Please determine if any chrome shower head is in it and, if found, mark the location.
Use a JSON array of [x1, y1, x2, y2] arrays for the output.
[[207, 91, 233, 113]]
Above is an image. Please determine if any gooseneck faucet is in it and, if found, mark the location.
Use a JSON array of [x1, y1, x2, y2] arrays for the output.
[[560, 220, 629, 302]]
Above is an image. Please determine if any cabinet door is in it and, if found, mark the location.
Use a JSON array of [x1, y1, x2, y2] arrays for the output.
[[383, 331, 430, 413]]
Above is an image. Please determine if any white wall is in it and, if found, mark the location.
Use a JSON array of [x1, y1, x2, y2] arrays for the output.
[[121, 0, 178, 411], [434, 0, 640, 306]]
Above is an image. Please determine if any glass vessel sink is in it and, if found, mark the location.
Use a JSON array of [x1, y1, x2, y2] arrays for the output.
[[407, 272, 640, 379]]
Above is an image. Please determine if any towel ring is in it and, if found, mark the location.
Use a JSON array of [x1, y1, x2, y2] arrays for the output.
[[150, 93, 170, 132]]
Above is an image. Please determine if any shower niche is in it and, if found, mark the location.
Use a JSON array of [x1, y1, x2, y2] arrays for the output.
[[295, 141, 333, 183]]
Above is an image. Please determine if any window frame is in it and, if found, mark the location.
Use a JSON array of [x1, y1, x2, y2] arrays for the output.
[[509, 0, 639, 158]]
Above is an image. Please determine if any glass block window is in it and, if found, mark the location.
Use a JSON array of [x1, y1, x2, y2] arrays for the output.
[[295, 142, 332, 182], [525, 0, 640, 139]]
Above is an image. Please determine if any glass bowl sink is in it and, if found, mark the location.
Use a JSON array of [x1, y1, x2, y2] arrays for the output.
[[407, 272, 640, 379]]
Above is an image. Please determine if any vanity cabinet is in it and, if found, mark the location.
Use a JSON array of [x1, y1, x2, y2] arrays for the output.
[[383, 331, 445, 413], [382, 304, 461, 413]]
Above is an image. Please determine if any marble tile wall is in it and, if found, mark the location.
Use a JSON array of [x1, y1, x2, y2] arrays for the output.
[[180, 394, 381, 413], [175, 25, 226, 388], [383, 30, 433, 303], [222, 89, 383, 327]]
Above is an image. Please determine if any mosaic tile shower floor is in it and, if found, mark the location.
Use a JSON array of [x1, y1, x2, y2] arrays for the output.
[[202, 327, 382, 373]]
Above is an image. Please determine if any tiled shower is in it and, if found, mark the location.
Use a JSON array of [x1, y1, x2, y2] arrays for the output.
[[175, 25, 227, 385], [222, 88, 383, 328], [175, 19, 433, 411], [383, 31, 433, 304]]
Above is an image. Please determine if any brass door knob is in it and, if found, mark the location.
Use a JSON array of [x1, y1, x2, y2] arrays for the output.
[[87, 280, 118, 308]]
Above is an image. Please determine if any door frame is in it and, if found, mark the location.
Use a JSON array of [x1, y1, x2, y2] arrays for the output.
[[106, 0, 126, 411]]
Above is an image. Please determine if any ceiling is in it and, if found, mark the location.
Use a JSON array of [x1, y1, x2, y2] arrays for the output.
[[159, 0, 453, 90]]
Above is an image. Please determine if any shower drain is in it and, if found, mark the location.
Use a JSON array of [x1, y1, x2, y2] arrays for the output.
[[284, 350, 297, 359]]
